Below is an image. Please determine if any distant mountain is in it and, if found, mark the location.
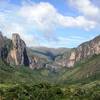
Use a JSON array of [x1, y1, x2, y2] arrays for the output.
[[28, 47, 70, 61], [55, 35, 100, 68], [28, 35, 100, 69]]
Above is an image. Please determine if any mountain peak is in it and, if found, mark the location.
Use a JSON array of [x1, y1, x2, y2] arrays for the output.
[[12, 33, 20, 39]]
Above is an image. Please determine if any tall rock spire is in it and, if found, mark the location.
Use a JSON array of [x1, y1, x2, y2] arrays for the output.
[[8, 33, 29, 66]]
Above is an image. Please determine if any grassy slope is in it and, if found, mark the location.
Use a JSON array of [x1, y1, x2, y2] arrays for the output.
[[0, 54, 100, 85], [59, 54, 100, 84]]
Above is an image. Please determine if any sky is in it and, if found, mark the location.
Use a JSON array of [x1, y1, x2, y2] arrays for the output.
[[0, 0, 100, 48]]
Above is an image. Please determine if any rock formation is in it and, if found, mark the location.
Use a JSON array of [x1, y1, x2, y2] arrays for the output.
[[66, 35, 100, 67], [0, 32, 4, 58], [67, 51, 76, 67], [7, 34, 29, 66]]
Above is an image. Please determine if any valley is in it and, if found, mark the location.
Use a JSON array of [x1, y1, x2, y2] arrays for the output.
[[0, 32, 100, 100]]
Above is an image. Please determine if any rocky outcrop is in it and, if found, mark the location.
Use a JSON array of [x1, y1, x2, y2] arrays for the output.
[[0, 32, 4, 58], [7, 34, 29, 66], [0, 32, 4, 47], [0, 32, 35, 67], [76, 35, 100, 61], [67, 50, 76, 67], [0, 32, 11, 62], [29, 56, 47, 69], [66, 35, 100, 67]]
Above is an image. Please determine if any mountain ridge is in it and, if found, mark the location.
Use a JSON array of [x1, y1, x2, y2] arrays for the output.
[[0, 31, 100, 70]]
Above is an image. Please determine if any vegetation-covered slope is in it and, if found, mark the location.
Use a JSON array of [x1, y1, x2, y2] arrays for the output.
[[0, 54, 100, 100], [0, 54, 100, 84]]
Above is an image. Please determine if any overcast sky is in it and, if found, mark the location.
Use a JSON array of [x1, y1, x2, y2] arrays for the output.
[[0, 0, 100, 48]]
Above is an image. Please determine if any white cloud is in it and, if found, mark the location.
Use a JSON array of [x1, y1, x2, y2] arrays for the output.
[[19, 2, 96, 31], [57, 15, 96, 30], [69, 0, 100, 21], [0, 1, 99, 47], [0, 12, 35, 46]]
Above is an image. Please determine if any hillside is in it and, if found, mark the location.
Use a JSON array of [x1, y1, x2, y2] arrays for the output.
[[0, 54, 100, 85], [0, 54, 100, 100]]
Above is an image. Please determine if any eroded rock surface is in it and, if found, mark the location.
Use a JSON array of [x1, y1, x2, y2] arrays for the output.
[[65, 35, 100, 67], [7, 34, 29, 66]]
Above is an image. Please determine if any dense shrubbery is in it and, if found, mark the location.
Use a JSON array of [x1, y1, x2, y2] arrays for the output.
[[0, 83, 64, 100], [0, 82, 100, 100]]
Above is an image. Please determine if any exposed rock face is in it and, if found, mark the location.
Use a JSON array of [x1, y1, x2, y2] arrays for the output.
[[67, 51, 76, 67], [76, 35, 100, 61], [0, 32, 10, 62], [0, 32, 4, 58], [0, 32, 4, 47], [7, 34, 29, 66], [29, 56, 47, 69], [66, 35, 100, 67]]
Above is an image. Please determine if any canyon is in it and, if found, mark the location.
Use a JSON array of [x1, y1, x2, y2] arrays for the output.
[[0, 31, 100, 70]]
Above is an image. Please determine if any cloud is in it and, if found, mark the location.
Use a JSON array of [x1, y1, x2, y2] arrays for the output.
[[0, 1, 99, 47], [19, 2, 96, 31], [0, 12, 35, 46], [69, 0, 100, 22]]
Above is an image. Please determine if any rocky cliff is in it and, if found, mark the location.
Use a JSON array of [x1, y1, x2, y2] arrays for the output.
[[0, 32, 38, 67], [7, 34, 29, 66], [20, 35, 100, 69], [0, 32, 12, 62], [66, 35, 100, 67], [0, 32, 4, 59]]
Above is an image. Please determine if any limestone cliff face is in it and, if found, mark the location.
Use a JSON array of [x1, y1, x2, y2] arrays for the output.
[[66, 35, 100, 67], [67, 51, 76, 67], [76, 35, 100, 61], [7, 34, 29, 66]]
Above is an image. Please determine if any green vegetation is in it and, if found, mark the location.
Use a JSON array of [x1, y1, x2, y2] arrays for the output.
[[0, 54, 100, 99], [0, 83, 63, 100], [0, 81, 100, 100]]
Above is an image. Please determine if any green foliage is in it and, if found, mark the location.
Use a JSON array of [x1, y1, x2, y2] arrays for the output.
[[0, 54, 100, 99], [0, 83, 64, 100], [0, 82, 100, 100]]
